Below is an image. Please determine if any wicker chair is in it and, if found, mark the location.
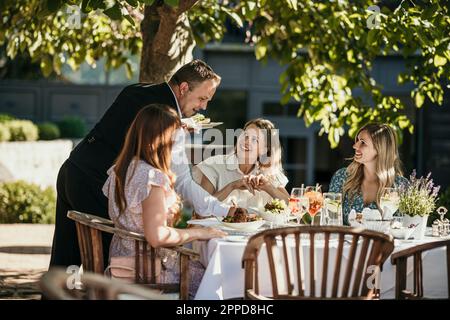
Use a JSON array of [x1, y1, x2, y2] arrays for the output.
[[242, 226, 394, 299], [40, 267, 168, 300], [67, 210, 199, 299], [391, 239, 450, 299]]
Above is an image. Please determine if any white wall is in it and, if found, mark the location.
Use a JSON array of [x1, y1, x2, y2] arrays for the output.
[[0, 140, 72, 189]]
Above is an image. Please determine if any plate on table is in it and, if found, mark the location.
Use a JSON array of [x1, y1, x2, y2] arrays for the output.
[[248, 207, 296, 225], [219, 219, 266, 232], [186, 217, 220, 227]]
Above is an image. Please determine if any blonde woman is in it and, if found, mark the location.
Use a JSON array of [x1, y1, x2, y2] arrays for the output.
[[329, 123, 408, 225], [192, 118, 289, 210]]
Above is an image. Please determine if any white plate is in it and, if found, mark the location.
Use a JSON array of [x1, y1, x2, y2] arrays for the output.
[[186, 218, 220, 227], [198, 122, 223, 129], [220, 219, 266, 231], [248, 207, 295, 224]]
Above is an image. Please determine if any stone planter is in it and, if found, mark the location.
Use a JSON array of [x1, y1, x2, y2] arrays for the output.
[[403, 214, 429, 240]]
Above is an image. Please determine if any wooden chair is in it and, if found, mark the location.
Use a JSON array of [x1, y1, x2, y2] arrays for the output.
[[40, 268, 168, 300], [242, 226, 394, 300], [67, 210, 199, 300], [391, 239, 450, 299]]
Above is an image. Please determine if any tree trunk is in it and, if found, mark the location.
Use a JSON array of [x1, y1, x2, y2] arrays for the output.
[[139, 1, 198, 83]]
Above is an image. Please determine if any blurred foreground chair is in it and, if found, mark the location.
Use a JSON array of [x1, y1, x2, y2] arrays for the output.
[[40, 268, 168, 300], [67, 210, 199, 299], [391, 239, 450, 299], [242, 226, 394, 300]]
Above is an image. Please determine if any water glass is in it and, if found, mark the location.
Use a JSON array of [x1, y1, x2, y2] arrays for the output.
[[322, 193, 343, 226]]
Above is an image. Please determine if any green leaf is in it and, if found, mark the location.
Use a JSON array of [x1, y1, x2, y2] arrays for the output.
[[222, 8, 243, 28], [40, 55, 53, 77], [124, 14, 135, 26], [255, 43, 267, 60], [347, 50, 356, 63], [367, 29, 378, 46], [103, 3, 122, 20], [415, 92, 425, 108], [165, 0, 179, 7], [142, 0, 155, 5], [434, 55, 447, 67], [286, 0, 298, 11], [125, 62, 133, 79]]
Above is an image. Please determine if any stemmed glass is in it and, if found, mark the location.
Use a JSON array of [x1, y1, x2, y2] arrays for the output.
[[304, 185, 323, 226], [289, 187, 309, 224], [380, 187, 400, 219]]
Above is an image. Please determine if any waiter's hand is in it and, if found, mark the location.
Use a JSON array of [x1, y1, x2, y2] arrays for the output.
[[181, 122, 196, 133]]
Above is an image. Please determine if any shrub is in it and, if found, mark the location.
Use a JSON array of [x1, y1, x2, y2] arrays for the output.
[[0, 123, 11, 141], [57, 116, 87, 138], [38, 122, 61, 140], [0, 113, 16, 123], [0, 180, 56, 224], [6, 120, 39, 141]]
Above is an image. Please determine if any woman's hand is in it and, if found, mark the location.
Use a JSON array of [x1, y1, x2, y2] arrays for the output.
[[247, 174, 271, 192], [194, 227, 227, 240], [231, 178, 255, 194]]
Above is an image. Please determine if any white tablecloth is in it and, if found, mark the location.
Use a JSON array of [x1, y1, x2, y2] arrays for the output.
[[195, 235, 448, 300]]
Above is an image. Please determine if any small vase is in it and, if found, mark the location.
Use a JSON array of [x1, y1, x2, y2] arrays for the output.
[[403, 215, 429, 240]]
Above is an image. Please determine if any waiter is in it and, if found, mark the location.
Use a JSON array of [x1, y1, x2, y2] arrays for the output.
[[49, 60, 238, 268]]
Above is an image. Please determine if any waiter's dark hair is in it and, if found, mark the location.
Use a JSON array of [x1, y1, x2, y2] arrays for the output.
[[169, 59, 221, 90], [113, 104, 181, 218]]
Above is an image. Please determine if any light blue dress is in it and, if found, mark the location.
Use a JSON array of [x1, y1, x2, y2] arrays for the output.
[[329, 167, 408, 225]]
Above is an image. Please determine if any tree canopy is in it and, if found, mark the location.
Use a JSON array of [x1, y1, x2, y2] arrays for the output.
[[1, 0, 449, 147]]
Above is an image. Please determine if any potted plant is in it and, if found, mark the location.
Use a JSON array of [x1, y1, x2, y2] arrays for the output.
[[399, 170, 440, 239]]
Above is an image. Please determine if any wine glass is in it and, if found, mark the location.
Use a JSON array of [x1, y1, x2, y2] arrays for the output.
[[289, 187, 309, 224], [380, 187, 400, 219], [304, 185, 323, 226]]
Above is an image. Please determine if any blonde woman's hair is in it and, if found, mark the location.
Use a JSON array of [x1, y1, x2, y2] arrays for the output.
[[242, 118, 284, 177], [343, 123, 403, 208]]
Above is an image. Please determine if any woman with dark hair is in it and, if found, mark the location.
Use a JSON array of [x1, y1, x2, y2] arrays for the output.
[[102, 104, 226, 298]]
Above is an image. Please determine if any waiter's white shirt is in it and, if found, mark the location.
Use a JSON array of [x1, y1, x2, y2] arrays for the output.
[[167, 83, 229, 217]]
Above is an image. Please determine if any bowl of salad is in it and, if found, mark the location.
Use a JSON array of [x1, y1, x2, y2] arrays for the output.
[[258, 199, 289, 225]]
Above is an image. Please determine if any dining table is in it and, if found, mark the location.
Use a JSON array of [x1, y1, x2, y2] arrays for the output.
[[193, 223, 449, 300]]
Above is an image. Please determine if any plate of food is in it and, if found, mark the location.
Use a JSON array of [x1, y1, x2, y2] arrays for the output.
[[219, 208, 265, 231], [181, 114, 223, 131], [253, 199, 290, 225]]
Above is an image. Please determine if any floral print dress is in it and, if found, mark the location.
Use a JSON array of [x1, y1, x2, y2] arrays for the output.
[[102, 159, 204, 298], [329, 167, 408, 225]]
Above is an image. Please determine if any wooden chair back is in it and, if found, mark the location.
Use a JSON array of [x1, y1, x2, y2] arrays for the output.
[[67, 210, 198, 299], [40, 268, 169, 300], [242, 226, 394, 299], [391, 239, 450, 299]]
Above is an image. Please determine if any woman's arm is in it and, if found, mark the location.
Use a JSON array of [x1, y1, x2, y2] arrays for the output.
[[262, 184, 290, 204], [142, 186, 226, 248]]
